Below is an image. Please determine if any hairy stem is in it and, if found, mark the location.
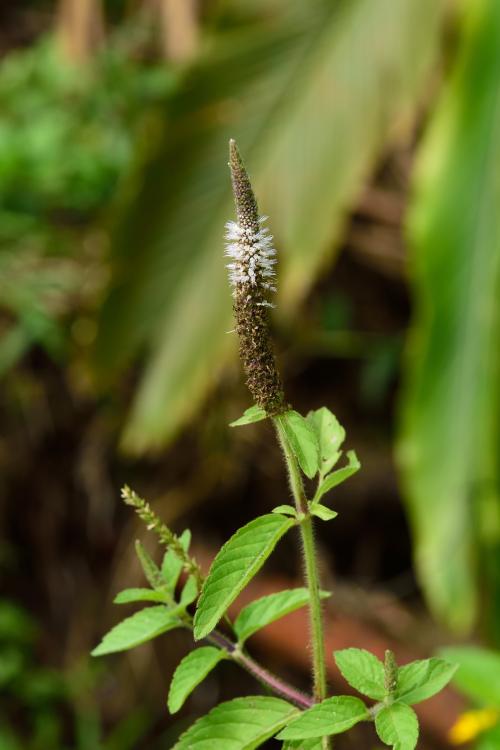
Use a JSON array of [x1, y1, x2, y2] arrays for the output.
[[207, 630, 313, 710], [274, 416, 330, 748]]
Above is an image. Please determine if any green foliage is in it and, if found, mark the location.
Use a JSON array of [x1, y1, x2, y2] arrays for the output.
[[113, 588, 169, 605], [440, 646, 500, 706], [307, 408, 345, 480], [0, 32, 175, 374], [334, 648, 385, 701], [234, 589, 329, 645], [375, 703, 419, 750], [312, 451, 360, 504], [309, 504, 338, 522], [278, 411, 320, 480], [193, 514, 295, 640], [282, 740, 323, 750], [398, 0, 500, 633], [172, 696, 298, 749], [396, 658, 457, 705], [134, 540, 165, 591], [95, 0, 446, 452], [168, 647, 226, 714], [276, 696, 369, 740], [91, 606, 181, 656], [230, 405, 268, 426], [161, 529, 192, 591]]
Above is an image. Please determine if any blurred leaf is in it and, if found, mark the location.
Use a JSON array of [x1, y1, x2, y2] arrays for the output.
[[398, 0, 500, 632], [193, 514, 294, 640], [95, 0, 446, 452], [168, 646, 225, 713], [440, 646, 500, 706]]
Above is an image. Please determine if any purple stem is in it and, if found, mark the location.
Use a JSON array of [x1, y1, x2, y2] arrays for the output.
[[208, 630, 313, 710]]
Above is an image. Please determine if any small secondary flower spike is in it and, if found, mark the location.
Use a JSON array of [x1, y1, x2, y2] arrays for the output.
[[225, 139, 285, 415]]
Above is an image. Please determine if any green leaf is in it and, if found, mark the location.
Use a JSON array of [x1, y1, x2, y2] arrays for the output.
[[172, 696, 298, 749], [161, 529, 191, 591], [313, 451, 360, 503], [309, 504, 338, 522], [375, 703, 419, 750], [168, 647, 226, 713], [91, 606, 181, 656], [114, 588, 170, 605], [234, 588, 329, 645], [277, 696, 369, 740], [396, 658, 457, 705], [193, 514, 295, 640], [179, 575, 198, 608], [279, 411, 319, 479], [334, 648, 385, 701], [95, 0, 446, 453], [272, 505, 297, 517], [282, 741, 323, 750], [398, 0, 500, 634], [135, 541, 164, 590], [439, 646, 500, 705], [230, 405, 267, 427], [307, 407, 345, 477]]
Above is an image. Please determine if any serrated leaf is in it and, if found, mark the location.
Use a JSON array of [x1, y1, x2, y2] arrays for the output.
[[272, 505, 297, 517], [307, 407, 345, 478], [440, 646, 500, 705], [161, 529, 191, 591], [277, 696, 369, 740], [375, 703, 419, 750], [230, 405, 267, 427], [168, 647, 226, 713], [282, 740, 323, 750], [279, 411, 319, 479], [313, 451, 360, 503], [135, 541, 164, 590], [91, 606, 181, 656], [397, 658, 457, 705], [309, 504, 338, 522], [334, 648, 385, 701], [179, 575, 198, 608], [172, 696, 298, 749], [114, 588, 170, 605], [234, 588, 329, 645], [193, 514, 295, 640]]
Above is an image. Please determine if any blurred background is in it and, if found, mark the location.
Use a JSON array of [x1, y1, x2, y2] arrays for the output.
[[1, 0, 499, 748]]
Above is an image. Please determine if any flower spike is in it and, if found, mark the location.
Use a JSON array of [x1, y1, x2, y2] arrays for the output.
[[225, 140, 286, 415]]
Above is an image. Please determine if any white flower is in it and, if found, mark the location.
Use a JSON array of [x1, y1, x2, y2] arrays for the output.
[[224, 216, 277, 307]]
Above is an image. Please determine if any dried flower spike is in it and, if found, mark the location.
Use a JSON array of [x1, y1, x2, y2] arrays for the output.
[[225, 139, 286, 415]]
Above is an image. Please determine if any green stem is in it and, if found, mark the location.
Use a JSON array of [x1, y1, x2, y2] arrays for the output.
[[274, 416, 330, 749]]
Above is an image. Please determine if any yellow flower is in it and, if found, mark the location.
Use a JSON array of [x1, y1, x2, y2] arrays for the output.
[[448, 708, 500, 744]]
